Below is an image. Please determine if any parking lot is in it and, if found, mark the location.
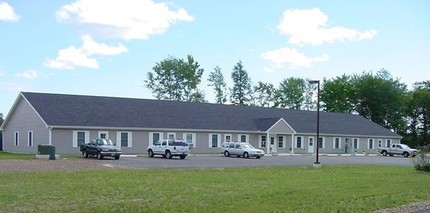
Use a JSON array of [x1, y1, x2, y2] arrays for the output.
[[106, 155, 415, 169]]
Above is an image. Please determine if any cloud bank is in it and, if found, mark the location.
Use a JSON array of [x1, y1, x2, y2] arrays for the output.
[[0, 2, 19, 22]]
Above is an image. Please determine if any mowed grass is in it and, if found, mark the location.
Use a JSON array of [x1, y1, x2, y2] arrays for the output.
[[0, 165, 429, 212], [0, 151, 34, 160]]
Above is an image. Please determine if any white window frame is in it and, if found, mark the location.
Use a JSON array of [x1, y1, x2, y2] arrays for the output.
[[98, 131, 109, 139], [368, 138, 374, 149], [28, 131, 33, 147], [318, 137, 325, 149], [208, 134, 221, 148], [183, 133, 196, 148], [167, 132, 176, 140], [224, 134, 232, 143], [333, 137, 341, 149], [295, 136, 302, 148], [149, 132, 163, 146], [72, 131, 89, 147], [386, 139, 391, 148], [14, 131, 19, 146], [259, 135, 267, 148], [117, 132, 132, 148], [278, 136, 285, 148], [353, 138, 359, 149], [238, 134, 249, 143]]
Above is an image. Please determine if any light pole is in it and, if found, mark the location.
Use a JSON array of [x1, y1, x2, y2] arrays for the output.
[[309, 80, 320, 167]]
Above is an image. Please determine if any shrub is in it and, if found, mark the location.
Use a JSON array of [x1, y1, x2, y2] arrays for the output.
[[412, 147, 430, 172]]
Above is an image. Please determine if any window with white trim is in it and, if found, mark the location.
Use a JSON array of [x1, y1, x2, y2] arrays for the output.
[[167, 133, 176, 140], [14, 131, 19, 146], [260, 135, 267, 148], [318, 137, 325, 149], [224, 134, 232, 142], [378, 139, 382, 148], [117, 132, 132, 147], [73, 131, 89, 147], [209, 134, 220, 148], [28, 131, 33, 147], [333, 137, 341, 149], [368, 138, 374, 149], [295, 136, 302, 148], [149, 132, 162, 145], [238, 134, 248, 143], [99, 131, 108, 139], [386, 139, 391, 148], [183, 133, 196, 148], [353, 138, 359, 149], [278, 136, 284, 148]]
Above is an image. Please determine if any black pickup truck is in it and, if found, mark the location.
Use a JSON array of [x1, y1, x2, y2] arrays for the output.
[[80, 138, 121, 160]]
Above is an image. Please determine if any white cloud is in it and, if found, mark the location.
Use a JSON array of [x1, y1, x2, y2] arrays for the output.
[[277, 8, 377, 46], [16, 70, 39, 79], [261, 47, 329, 69], [56, 0, 194, 40], [0, 69, 4, 76], [0, 2, 19, 22], [44, 35, 128, 70]]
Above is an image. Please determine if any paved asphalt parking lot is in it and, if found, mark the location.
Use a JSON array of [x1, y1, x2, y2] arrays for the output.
[[107, 155, 415, 169]]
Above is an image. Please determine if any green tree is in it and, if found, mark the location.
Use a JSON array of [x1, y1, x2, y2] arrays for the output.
[[406, 82, 430, 147], [253, 81, 275, 107], [145, 55, 206, 102], [353, 69, 408, 132], [274, 77, 306, 109], [230, 61, 252, 105], [208, 66, 227, 104], [320, 75, 355, 113]]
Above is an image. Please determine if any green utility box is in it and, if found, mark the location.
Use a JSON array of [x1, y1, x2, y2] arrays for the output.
[[38, 144, 56, 160]]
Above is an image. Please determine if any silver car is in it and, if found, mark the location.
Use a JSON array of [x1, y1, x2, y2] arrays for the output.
[[222, 142, 265, 159]]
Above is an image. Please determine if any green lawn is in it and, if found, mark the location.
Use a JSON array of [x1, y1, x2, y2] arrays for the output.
[[0, 151, 34, 160], [0, 165, 429, 212]]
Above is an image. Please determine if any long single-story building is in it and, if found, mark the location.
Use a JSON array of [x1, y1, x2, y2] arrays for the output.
[[1, 92, 401, 155]]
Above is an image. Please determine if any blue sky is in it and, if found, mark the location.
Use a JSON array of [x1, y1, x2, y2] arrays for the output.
[[0, 0, 429, 117]]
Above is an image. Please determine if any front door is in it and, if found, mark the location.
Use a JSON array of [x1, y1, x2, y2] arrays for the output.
[[270, 136, 277, 153], [308, 137, 314, 153]]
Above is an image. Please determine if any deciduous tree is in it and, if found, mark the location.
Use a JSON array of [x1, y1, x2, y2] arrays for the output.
[[230, 61, 252, 105], [208, 66, 227, 104]]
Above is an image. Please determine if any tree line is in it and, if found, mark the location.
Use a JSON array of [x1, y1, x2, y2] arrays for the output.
[[144, 55, 430, 148]]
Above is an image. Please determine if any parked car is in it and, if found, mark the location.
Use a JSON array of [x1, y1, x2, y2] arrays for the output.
[[147, 139, 190, 159], [377, 143, 418, 157], [221, 142, 265, 159], [80, 138, 121, 160]]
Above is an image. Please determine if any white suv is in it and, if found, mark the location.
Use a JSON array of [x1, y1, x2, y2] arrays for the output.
[[220, 142, 265, 159], [147, 139, 190, 159]]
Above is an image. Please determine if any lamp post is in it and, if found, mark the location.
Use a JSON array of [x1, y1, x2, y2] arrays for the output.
[[309, 80, 320, 167]]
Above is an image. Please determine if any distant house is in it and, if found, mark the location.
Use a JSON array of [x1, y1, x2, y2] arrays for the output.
[[1, 92, 401, 154]]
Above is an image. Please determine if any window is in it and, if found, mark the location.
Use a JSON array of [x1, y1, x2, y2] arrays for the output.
[[209, 134, 220, 148], [224, 134, 232, 142], [14, 131, 19, 146], [386, 139, 391, 148], [168, 133, 176, 140], [117, 132, 132, 147], [318, 137, 325, 149], [99, 131, 108, 139], [334, 137, 341, 149], [28, 131, 33, 147], [295, 136, 302, 148], [353, 138, 359, 149], [238, 134, 248, 143], [150, 132, 162, 145], [368, 138, 374, 149], [183, 133, 196, 148], [73, 131, 89, 147], [278, 136, 284, 148], [260, 135, 267, 148], [378, 139, 382, 148]]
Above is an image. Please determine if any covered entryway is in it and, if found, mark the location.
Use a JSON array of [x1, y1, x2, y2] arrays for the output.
[[255, 118, 296, 154]]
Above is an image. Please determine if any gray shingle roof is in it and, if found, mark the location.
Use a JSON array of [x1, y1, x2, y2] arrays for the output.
[[22, 92, 400, 137]]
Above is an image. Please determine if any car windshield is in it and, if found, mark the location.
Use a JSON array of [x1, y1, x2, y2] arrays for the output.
[[402, 144, 411, 149], [242, 143, 254, 148], [100, 139, 114, 145]]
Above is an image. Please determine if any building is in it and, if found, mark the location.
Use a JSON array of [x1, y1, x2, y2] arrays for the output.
[[0, 92, 401, 154]]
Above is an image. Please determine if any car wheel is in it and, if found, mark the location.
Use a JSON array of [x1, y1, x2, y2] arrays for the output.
[[224, 151, 230, 157], [115, 155, 120, 160], [256, 156, 261, 159], [243, 152, 249, 158], [382, 151, 387, 156], [179, 155, 186, 159], [97, 152, 103, 160], [165, 151, 172, 159], [148, 149, 154, 158], [82, 150, 88, 158], [403, 152, 409, 158]]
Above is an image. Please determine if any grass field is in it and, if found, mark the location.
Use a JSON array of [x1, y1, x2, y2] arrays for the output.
[[0, 165, 429, 212]]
